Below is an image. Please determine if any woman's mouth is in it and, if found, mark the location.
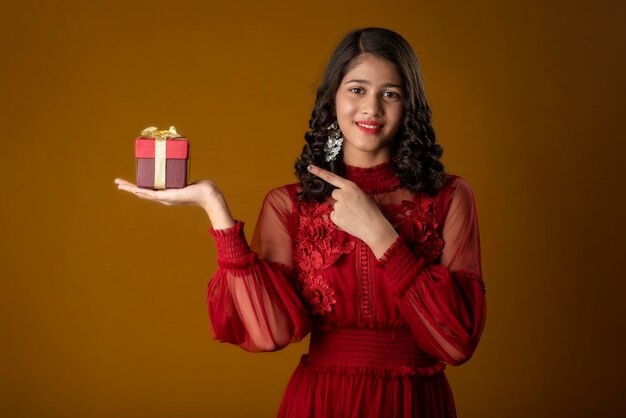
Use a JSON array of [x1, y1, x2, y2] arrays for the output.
[[355, 121, 384, 134]]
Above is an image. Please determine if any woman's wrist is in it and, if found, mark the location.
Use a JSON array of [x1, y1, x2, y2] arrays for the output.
[[201, 190, 235, 230], [364, 219, 399, 259]]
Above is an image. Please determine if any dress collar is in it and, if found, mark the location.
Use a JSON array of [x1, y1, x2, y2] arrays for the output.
[[344, 161, 401, 194]]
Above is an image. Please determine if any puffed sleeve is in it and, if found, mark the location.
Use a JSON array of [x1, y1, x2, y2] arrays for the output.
[[378, 176, 487, 366], [207, 186, 311, 352]]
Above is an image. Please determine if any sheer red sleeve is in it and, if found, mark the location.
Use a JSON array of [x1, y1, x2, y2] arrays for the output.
[[378, 177, 487, 366], [207, 186, 311, 352]]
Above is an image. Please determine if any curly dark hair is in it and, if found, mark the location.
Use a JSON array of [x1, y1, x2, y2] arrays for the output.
[[294, 27, 446, 202]]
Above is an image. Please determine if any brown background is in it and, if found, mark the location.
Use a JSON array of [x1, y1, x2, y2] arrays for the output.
[[1, 0, 624, 417]]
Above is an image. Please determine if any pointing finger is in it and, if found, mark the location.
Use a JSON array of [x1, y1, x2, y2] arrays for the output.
[[307, 165, 349, 189]]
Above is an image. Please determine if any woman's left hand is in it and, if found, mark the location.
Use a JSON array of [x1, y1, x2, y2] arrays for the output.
[[307, 165, 399, 258]]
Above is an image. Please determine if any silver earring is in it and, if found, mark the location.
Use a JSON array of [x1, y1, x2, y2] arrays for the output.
[[324, 121, 343, 162]]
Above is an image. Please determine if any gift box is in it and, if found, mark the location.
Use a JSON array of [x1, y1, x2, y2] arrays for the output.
[[135, 126, 189, 189]]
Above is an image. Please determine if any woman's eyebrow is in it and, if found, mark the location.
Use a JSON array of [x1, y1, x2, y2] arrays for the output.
[[344, 79, 369, 85], [344, 79, 402, 89]]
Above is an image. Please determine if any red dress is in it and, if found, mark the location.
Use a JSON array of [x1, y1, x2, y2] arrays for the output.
[[207, 162, 487, 418]]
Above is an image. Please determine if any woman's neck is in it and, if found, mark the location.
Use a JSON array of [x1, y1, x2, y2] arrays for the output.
[[341, 149, 392, 168]]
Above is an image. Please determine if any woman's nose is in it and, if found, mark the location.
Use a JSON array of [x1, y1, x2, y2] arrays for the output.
[[361, 93, 383, 116]]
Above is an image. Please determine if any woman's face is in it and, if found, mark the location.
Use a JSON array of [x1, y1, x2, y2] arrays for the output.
[[334, 54, 404, 166]]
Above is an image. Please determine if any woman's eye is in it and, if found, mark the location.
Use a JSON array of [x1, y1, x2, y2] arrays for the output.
[[350, 87, 364, 94], [383, 91, 400, 99]]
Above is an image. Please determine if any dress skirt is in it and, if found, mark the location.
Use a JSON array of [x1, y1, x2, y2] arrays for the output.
[[277, 328, 457, 418]]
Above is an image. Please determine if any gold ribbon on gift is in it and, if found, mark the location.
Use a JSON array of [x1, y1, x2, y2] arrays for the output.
[[141, 126, 183, 189]]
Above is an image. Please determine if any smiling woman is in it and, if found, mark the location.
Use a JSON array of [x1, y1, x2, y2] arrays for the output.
[[334, 53, 405, 166], [115, 27, 486, 418]]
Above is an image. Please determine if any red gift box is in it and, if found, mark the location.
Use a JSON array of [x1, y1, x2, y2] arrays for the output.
[[135, 135, 189, 189]]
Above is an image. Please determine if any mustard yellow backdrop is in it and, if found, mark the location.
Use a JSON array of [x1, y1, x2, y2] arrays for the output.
[[2, 0, 624, 417]]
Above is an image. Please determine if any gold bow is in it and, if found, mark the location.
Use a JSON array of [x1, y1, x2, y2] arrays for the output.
[[141, 126, 182, 140]]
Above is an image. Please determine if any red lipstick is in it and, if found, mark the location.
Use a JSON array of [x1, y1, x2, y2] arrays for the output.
[[355, 120, 384, 134]]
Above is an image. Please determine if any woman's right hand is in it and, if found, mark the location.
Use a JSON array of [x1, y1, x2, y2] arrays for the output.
[[114, 178, 235, 229]]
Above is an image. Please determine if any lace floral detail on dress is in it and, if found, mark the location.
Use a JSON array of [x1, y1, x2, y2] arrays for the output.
[[382, 198, 444, 262], [302, 275, 336, 314], [294, 200, 355, 315]]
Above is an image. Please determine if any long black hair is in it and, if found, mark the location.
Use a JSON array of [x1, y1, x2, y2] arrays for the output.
[[295, 27, 446, 202]]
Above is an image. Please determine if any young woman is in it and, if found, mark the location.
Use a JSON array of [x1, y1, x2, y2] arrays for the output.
[[116, 27, 487, 418]]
